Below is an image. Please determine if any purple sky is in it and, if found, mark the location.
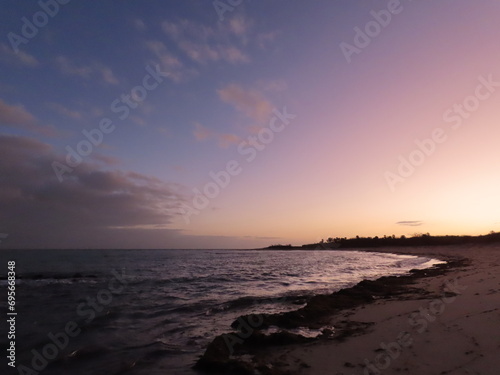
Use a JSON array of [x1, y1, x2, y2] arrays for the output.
[[1, 0, 500, 249]]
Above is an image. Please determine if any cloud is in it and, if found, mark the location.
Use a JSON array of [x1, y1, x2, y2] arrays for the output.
[[161, 18, 250, 64], [257, 31, 279, 49], [130, 115, 147, 127], [192, 122, 240, 148], [257, 79, 288, 92], [134, 18, 146, 31], [217, 83, 273, 123], [192, 84, 275, 147], [47, 102, 82, 120], [0, 135, 190, 249], [144, 40, 190, 82], [0, 43, 39, 67], [229, 16, 252, 37], [90, 107, 105, 117], [162, 19, 215, 41], [0, 98, 57, 136], [89, 153, 121, 166], [193, 122, 212, 141], [219, 46, 249, 63], [97, 64, 119, 84], [56, 56, 92, 77], [0, 99, 36, 125], [396, 221, 423, 226], [175, 41, 249, 64], [178, 41, 218, 63], [218, 133, 241, 148], [55, 56, 118, 84]]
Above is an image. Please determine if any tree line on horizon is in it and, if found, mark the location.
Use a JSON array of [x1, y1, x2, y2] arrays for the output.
[[266, 231, 500, 249]]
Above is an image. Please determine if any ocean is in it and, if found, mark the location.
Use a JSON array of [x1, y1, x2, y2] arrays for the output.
[[0, 249, 443, 374]]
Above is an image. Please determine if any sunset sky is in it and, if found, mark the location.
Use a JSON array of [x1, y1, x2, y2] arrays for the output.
[[1, 0, 500, 249]]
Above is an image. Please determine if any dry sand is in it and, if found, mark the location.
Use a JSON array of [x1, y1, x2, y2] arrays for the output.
[[257, 244, 500, 375]]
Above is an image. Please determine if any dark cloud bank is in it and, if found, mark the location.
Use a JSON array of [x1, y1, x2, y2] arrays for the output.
[[0, 135, 192, 248]]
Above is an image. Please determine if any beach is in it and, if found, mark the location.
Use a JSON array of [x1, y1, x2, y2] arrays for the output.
[[196, 244, 500, 374]]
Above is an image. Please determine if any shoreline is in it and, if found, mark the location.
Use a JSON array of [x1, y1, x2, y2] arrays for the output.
[[195, 244, 500, 374]]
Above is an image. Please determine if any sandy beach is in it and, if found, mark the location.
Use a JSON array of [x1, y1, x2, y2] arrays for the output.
[[196, 244, 500, 375]]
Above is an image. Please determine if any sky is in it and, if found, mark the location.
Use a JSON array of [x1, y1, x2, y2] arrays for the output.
[[1, 0, 500, 249]]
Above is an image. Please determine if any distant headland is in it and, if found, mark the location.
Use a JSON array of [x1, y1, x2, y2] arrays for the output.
[[264, 231, 500, 250]]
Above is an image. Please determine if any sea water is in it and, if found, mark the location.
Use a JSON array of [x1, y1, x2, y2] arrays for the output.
[[0, 249, 443, 374]]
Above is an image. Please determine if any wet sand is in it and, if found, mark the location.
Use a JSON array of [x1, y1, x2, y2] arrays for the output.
[[195, 244, 500, 374]]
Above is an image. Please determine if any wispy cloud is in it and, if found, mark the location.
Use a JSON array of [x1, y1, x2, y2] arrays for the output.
[[219, 46, 249, 63], [161, 18, 250, 64], [130, 115, 147, 127], [217, 83, 273, 123], [192, 122, 240, 148], [217, 133, 241, 148], [0, 99, 36, 125], [55, 56, 119, 84], [193, 122, 212, 141], [47, 102, 82, 120], [134, 18, 146, 31], [55, 56, 92, 77], [89, 153, 121, 166], [179, 41, 249, 64], [257, 31, 279, 49], [98, 64, 119, 84], [162, 19, 215, 41], [144, 40, 191, 82], [396, 221, 423, 226], [257, 79, 288, 92], [0, 43, 39, 67], [0, 98, 57, 136], [228, 16, 252, 37]]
